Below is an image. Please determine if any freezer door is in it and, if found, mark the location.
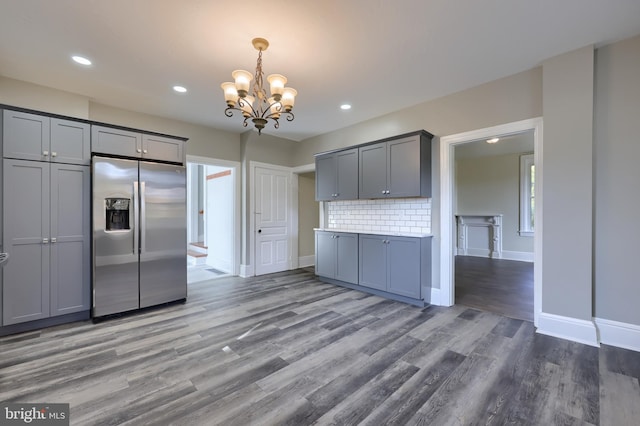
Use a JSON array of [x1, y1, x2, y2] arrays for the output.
[[139, 161, 187, 307], [92, 157, 140, 317]]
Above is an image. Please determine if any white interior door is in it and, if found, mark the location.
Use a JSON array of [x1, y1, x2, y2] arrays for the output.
[[255, 166, 291, 275]]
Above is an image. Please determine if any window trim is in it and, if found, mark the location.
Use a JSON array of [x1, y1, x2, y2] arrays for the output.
[[519, 153, 534, 237]]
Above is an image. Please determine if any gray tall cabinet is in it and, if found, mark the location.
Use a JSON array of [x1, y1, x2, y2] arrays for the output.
[[1, 110, 90, 326]]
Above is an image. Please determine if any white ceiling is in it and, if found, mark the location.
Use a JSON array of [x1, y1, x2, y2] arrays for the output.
[[1, 1, 639, 142], [455, 131, 534, 159]]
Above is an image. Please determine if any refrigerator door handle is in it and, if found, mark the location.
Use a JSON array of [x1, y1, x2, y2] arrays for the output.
[[140, 181, 146, 255], [133, 181, 140, 254]]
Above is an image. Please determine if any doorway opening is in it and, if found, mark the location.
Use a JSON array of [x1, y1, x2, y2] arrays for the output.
[[453, 132, 535, 321], [186, 155, 241, 283], [439, 118, 543, 326]]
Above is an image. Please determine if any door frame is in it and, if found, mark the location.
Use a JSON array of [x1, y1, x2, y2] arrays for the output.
[[439, 117, 543, 326], [250, 161, 295, 276], [186, 155, 241, 276]]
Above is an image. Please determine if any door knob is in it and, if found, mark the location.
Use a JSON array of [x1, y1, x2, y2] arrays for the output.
[[258, 229, 262, 233]]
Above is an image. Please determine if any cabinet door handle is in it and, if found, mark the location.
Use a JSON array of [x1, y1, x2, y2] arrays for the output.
[[137, 148, 142, 153], [143, 149, 148, 154], [43, 150, 49, 157], [42, 238, 49, 244], [51, 237, 57, 243], [335, 193, 339, 197], [51, 151, 57, 157]]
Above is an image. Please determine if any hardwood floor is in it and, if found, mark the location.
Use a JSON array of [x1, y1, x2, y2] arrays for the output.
[[1, 268, 638, 425], [455, 255, 534, 321]]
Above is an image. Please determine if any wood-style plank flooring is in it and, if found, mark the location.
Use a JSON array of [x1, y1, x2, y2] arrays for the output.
[[455, 255, 534, 321], [1, 268, 639, 425]]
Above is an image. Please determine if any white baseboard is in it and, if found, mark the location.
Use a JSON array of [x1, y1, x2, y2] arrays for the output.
[[457, 249, 533, 262], [424, 287, 441, 305], [298, 255, 315, 268], [536, 312, 599, 347], [595, 317, 640, 352], [502, 250, 534, 262], [207, 257, 233, 273], [239, 264, 254, 278]]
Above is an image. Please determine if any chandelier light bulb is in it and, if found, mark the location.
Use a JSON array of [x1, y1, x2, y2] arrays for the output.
[[221, 82, 239, 107], [281, 87, 297, 112], [267, 74, 287, 100], [240, 95, 255, 118], [232, 70, 252, 97]]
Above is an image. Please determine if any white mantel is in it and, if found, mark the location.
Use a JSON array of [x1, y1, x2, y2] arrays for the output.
[[456, 214, 503, 259]]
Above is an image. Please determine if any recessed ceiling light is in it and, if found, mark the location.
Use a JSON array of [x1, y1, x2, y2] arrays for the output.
[[173, 85, 187, 93], [486, 138, 500, 144], [71, 55, 92, 66], [340, 104, 352, 110]]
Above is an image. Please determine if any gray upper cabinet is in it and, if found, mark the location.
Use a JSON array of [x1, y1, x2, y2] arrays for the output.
[[359, 234, 430, 300], [142, 134, 185, 164], [2, 159, 90, 326], [50, 118, 91, 165], [92, 125, 185, 164], [315, 231, 358, 284], [359, 133, 432, 199], [91, 126, 142, 158], [315, 148, 358, 201], [2, 110, 50, 162], [2, 110, 90, 165], [358, 143, 388, 199]]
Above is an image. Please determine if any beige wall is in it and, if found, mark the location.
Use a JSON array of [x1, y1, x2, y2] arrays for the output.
[[292, 67, 543, 166], [297, 173, 319, 258], [594, 34, 640, 325], [0, 76, 90, 119], [456, 153, 534, 254], [541, 45, 594, 321]]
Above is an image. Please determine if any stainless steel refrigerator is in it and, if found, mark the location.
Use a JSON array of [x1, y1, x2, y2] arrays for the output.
[[92, 156, 187, 317]]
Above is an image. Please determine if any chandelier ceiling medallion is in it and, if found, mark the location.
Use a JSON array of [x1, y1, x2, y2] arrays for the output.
[[221, 38, 297, 135]]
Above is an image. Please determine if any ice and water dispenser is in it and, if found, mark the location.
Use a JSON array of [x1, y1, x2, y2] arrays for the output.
[[105, 198, 130, 231]]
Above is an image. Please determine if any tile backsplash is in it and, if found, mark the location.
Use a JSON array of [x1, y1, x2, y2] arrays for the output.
[[327, 198, 431, 234]]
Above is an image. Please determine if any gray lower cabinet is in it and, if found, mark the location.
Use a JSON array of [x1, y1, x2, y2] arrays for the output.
[[315, 148, 358, 201], [315, 231, 358, 284], [2, 110, 91, 165], [92, 125, 185, 164], [2, 159, 90, 325], [359, 234, 429, 299]]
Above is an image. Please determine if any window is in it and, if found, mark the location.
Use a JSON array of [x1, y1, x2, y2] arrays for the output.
[[520, 153, 534, 236]]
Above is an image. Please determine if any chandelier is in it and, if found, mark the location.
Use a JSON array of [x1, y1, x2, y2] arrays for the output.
[[221, 38, 297, 135]]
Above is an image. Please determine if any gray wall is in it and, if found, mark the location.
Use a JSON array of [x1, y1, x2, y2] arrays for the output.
[[298, 173, 319, 258], [594, 34, 640, 325], [455, 153, 534, 255], [541, 45, 594, 321]]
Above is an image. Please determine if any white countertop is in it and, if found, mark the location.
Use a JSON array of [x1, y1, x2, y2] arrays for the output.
[[314, 228, 433, 238]]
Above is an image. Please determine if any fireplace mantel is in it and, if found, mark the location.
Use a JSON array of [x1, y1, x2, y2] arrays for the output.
[[456, 214, 503, 259]]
